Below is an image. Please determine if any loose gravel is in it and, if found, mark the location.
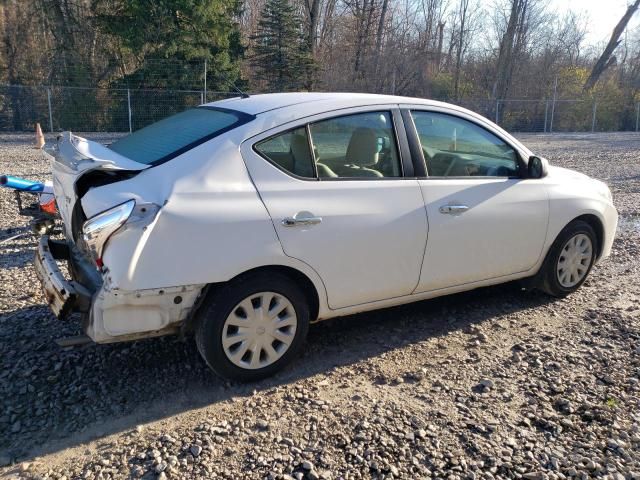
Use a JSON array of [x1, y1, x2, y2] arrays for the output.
[[0, 132, 639, 479]]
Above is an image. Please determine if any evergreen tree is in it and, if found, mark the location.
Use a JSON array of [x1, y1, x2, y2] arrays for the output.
[[251, 0, 315, 92], [93, 0, 244, 92]]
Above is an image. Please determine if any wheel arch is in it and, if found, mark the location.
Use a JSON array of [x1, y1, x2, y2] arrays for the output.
[[533, 213, 603, 297], [184, 264, 322, 336], [230, 265, 321, 323], [571, 213, 604, 259], [526, 211, 606, 289]]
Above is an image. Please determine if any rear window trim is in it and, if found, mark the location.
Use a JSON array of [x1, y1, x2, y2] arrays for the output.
[[113, 106, 255, 167], [253, 126, 319, 181]]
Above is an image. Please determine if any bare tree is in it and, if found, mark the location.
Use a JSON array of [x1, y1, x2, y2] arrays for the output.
[[317, 0, 337, 48], [492, 0, 521, 99], [450, 0, 481, 99], [583, 0, 640, 91], [491, 0, 545, 99], [303, 0, 321, 55], [373, 0, 389, 73], [345, 0, 379, 81]]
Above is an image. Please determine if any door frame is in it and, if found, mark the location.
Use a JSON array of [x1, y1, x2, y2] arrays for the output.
[[240, 104, 430, 309], [246, 104, 417, 181], [398, 104, 532, 179], [398, 104, 550, 291]]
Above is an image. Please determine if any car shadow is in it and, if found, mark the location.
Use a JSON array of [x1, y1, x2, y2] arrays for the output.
[[0, 282, 554, 463]]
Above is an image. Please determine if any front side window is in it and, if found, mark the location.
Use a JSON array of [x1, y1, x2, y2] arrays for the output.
[[109, 107, 252, 165], [411, 111, 519, 177]]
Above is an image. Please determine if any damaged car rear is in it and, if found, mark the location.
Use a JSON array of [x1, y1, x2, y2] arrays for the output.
[[37, 106, 257, 346]]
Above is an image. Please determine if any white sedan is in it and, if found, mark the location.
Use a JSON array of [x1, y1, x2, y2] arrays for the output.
[[35, 93, 618, 380]]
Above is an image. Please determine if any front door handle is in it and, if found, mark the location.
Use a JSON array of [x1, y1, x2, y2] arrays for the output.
[[439, 204, 469, 215], [282, 211, 323, 227]]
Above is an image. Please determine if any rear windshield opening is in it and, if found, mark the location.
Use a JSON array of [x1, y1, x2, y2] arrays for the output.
[[108, 107, 253, 166]]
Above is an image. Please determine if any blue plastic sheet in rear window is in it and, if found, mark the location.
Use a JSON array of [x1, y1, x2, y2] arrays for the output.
[[108, 107, 251, 165]]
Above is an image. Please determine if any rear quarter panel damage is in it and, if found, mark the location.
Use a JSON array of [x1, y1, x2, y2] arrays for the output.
[[79, 128, 329, 317], [81, 131, 279, 289], [87, 284, 204, 342]]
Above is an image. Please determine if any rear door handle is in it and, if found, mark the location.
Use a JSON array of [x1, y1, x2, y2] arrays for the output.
[[439, 204, 469, 215], [282, 211, 323, 227]]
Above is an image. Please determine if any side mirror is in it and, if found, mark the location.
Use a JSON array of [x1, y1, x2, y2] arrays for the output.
[[528, 155, 548, 179]]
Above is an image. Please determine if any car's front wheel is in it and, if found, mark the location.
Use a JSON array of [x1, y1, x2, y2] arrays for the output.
[[539, 220, 597, 297], [195, 272, 310, 381]]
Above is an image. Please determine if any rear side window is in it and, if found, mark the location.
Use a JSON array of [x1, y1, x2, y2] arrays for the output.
[[254, 111, 402, 179], [254, 127, 315, 178], [309, 111, 402, 178], [109, 107, 253, 165]]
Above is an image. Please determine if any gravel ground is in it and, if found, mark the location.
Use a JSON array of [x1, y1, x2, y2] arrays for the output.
[[0, 132, 639, 479]]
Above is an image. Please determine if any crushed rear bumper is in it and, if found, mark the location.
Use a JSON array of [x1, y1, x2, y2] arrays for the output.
[[34, 236, 98, 319], [34, 235, 204, 343]]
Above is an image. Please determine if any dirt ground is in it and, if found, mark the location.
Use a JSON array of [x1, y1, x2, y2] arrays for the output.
[[0, 132, 638, 479]]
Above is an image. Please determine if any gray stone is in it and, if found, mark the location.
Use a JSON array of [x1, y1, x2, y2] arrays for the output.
[[319, 471, 333, 480], [131, 465, 144, 478], [479, 379, 495, 390], [522, 472, 546, 480]]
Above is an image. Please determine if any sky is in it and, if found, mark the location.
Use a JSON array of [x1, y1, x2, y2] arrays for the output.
[[550, 0, 640, 47]]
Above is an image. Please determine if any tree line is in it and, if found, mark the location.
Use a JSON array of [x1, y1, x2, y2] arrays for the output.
[[1, 0, 639, 130]]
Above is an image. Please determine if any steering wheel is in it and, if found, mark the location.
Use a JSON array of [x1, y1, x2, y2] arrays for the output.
[[443, 157, 458, 177], [486, 165, 512, 177]]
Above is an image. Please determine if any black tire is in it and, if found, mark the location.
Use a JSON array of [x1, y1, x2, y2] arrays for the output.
[[195, 271, 310, 381], [538, 220, 597, 297]]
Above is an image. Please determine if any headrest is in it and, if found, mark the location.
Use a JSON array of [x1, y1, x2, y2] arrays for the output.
[[345, 128, 379, 167]]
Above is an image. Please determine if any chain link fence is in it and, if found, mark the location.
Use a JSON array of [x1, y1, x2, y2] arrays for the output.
[[0, 85, 236, 133], [1, 84, 639, 134], [455, 98, 640, 133]]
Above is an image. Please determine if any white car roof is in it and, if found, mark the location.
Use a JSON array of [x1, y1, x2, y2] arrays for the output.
[[204, 92, 532, 157], [205, 92, 443, 115]]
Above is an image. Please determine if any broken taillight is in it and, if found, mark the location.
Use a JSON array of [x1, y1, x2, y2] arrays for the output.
[[82, 199, 135, 268], [40, 198, 57, 215]]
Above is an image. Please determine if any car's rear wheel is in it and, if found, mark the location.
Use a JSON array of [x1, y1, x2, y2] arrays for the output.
[[195, 272, 309, 381], [539, 220, 597, 297]]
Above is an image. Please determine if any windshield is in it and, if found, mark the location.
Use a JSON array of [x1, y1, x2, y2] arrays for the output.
[[108, 107, 253, 165]]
